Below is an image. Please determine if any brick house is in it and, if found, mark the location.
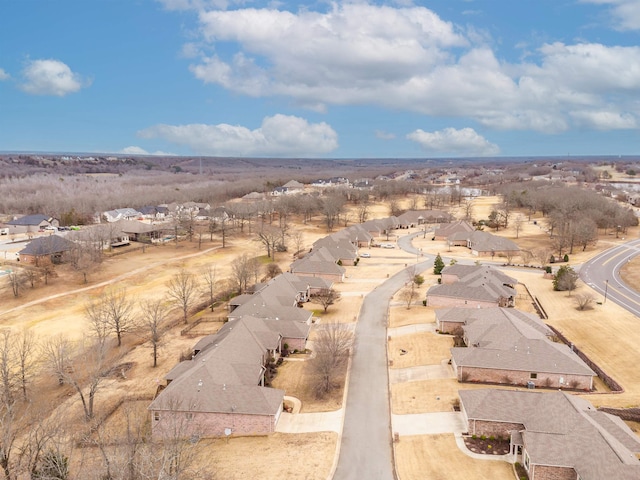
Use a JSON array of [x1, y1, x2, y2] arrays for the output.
[[290, 247, 346, 283], [426, 265, 517, 308], [443, 307, 595, 390], [149, 316, 295, 439], [18, 235, 75, 265], [459, 389, 640, 480]]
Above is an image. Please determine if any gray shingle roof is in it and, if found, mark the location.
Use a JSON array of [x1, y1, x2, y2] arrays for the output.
[[459, 389, 640, 480], [7, 214, 52, 226], [458, 389, 640, 480], [449, 307, 594, 377], [19, 235, 75, 256]]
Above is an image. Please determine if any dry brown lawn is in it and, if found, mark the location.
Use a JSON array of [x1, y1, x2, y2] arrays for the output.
[[203, 432, 337, 480], [271, 360, 346, 413], [389, 305, 436, 328], [388, 333, 452, 369], [394, 434, 514, 480]]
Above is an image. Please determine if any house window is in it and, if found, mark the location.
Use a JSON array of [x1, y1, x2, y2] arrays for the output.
[[186, 412, 193, 421], [530, 373, 538, 379], [154, 412, 160, 421]]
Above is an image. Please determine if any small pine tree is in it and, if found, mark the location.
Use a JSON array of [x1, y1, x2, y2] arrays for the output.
[[433, 253, 445, 275], [563, 254, 569, 262]]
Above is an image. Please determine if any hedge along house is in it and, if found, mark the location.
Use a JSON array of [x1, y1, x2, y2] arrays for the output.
[[149, 317, 289, 440], [426, 265, 517, 308], [444, 307, 595, 390], [459, 389, 640, 480]]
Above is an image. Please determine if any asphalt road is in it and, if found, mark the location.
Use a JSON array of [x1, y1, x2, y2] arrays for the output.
[[579, 238, 640, 316], [332, 232, 433, 480]]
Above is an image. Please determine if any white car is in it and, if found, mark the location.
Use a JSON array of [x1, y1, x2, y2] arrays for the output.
[[381, 243, 395, 249], [360, 252, 371, 258]]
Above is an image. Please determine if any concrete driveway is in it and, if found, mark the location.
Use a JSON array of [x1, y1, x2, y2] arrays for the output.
[[389, 362, 454, 384], [276, 409, 343, 434], [392, 411, 467, 436]]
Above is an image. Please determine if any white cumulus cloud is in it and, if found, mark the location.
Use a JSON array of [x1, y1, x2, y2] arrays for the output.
[[121, 146, 175, 156], [582, 0, 640, 30], [407, 127, 500, 156], [0, 68, 9, 81], [137, 114, 338, 157], [181, 3, 640, 134], [20, 59, 89, 96]]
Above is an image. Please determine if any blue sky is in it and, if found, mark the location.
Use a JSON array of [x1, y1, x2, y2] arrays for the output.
[[1, 0, 640, 158]]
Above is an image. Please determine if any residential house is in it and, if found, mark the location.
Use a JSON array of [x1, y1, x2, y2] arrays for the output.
[[330, 225, 373, 249], [441, 307, 595, 390], [18, 235, 75, 265], [312, 237, 358, 266], [396, 209, 452, 228], [113, 219, 164, 242], [242, 192, 266, 202], [290, 247, 346, 283], [148, 317, 286, 439], [447, 230, 520, 257], [433, 220, 475, 241], [103, 208, 143, 223], [459, 389, 640, 480], [138, 206, 169, 221], [6, 214, 58, 235], [426, 265, 517, 308]]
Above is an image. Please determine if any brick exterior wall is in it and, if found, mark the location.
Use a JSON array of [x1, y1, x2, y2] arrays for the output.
[[441, 273, 461, 284], [437, 320, 464, 333], [151, 406, 282, 439], [456, 365, 592, 390], [283, 337, 306, 351], [426, 295, 498, 309], [530, 464, 577, 480], [468, 419, 525, 438]]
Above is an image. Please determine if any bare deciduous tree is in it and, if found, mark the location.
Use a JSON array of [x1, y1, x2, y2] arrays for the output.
[[141, 300, 169, 368], [230, 254, 253, 294], [43, 335, 118, 421], [7, 271, 27, 298], [200, 264, 218, 312], [311, 321, 353, 398], [102, 288, 135, 347], [575, 293, 594, 311], [166, 269, 199, 324], [311, 288, 341, 313]]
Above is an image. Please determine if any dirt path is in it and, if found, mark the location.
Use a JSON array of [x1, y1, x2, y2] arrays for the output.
[[0, 245, 222, 318]]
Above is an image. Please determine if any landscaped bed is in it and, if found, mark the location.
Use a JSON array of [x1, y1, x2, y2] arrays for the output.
[[463, 435, 510, 455]]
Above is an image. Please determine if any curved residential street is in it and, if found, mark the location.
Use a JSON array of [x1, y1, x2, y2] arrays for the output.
[[579, 238, 640, 316], [333, 256, 433, 480]]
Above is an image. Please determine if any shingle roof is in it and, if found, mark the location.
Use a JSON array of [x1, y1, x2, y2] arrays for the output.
[[428, 265, 517, 304], [461, 389, 640, 480], [151, 317, 286, 416], [19, 235, 75, 256], [290, 247, 346, 276], [434, 220, 474, 238], [7, 214, 52, 226]]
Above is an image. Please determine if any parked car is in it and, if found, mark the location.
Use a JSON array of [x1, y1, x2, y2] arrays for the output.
[[360, 252, 371, 258], [381, 243, 395, 249]]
